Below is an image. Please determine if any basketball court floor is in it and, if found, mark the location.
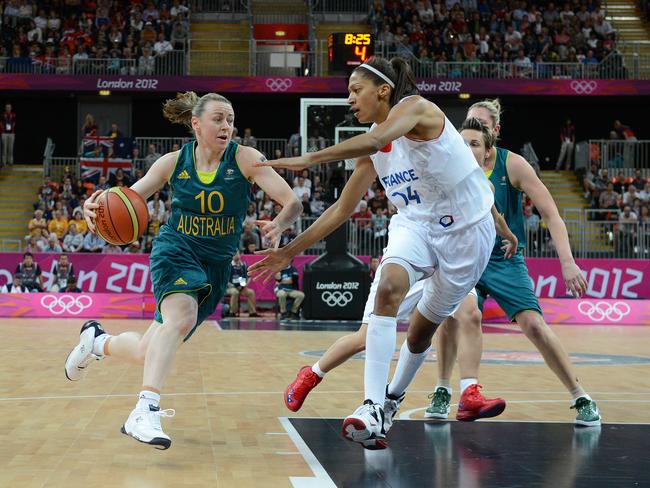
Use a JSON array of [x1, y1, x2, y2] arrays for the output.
[[1, 317, 649, 487]]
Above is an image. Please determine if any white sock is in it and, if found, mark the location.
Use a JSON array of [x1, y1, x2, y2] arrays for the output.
[[311, 362, 325, 378], [137, 390, 160, 410], [93, 333, 111, 356], [435, 380, 452, 396], [571, 387, 590, 402], [364, 315, 397, 405], [387, 340, 431, 397], [460, 378, 478, 395]]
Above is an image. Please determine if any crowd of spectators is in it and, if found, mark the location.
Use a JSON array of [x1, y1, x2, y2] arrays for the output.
[[369, 0, 619, 74], [1, 0, 190, 74], [583, 164, 650, 256]]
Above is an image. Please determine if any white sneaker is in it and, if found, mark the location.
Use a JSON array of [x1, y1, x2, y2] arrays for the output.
[[121, 404, 176, 450], [341, 400, 387, 450], [383, 390, 405, 434], [64, 320, 105, 381]]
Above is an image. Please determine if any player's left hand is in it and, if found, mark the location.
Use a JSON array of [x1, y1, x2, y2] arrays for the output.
[[248, 248, 291, 284], [501, 235, 518, 259], [254, 219, 281, 249], [562, 261, 587, 298], [254, 156, 312, 171]]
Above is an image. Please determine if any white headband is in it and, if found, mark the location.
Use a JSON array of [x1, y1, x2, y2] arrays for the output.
[[358, 64, 395, 88]]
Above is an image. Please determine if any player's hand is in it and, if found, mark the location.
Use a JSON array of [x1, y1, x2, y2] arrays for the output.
[[254, 219, 281, 249], [254, 155, 313, 171], [501, 234, 518, 259], [562, 261, 587, 298], [248, 248, 291, 284], [83, 189, 103, 233]]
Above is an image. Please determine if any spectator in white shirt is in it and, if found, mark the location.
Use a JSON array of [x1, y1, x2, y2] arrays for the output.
[[153, 32, 173, 56], [63, 223, 84, 252], [83, 232, 106, 252], [293, 176, 311, 201], [293, 169, 312, 189], [623, 185, 639, 206]]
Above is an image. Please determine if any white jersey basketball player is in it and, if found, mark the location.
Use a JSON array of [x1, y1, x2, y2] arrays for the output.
[[250, 56, 495, 449]]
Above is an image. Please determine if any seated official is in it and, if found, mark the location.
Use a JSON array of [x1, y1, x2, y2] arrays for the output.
[[0, 273, 30, 293], [274, 260, 305, 319], [225, 251, 259, 317]]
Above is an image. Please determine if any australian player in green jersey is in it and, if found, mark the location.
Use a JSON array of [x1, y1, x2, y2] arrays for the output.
[[64, 92, 302, 449], [422, 99, 600, 426]]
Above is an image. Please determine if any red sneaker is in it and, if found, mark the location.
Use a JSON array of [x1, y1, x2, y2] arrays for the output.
[[284, 366, 323, 412], [456, 384, 506, 422]]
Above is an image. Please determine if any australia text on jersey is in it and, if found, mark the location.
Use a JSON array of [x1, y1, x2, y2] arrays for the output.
[[176, 214, 236, 237]]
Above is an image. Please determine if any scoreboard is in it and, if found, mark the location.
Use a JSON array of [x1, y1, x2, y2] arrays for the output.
[[327, 33, 375, 74]]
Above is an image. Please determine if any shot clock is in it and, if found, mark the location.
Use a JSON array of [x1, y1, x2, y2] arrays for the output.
[[328, 32, 375, 74]]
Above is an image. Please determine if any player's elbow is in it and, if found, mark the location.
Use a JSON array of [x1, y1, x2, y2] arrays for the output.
[[288, 196, 302, 216], [367, 134, 384, 153]]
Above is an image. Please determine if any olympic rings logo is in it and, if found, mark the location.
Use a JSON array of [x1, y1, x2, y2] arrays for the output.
[[569, 80, 598, 95], [577, 301, 631, 322], [321, 291, 353, 307], [40, 294, 93, 315], [265, 78, 293, 92]]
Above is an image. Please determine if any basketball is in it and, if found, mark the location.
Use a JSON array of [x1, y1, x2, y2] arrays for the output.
[[94, 187, 149, 245]]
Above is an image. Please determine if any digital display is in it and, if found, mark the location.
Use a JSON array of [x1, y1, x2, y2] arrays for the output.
[[328, 33, 375, 75]]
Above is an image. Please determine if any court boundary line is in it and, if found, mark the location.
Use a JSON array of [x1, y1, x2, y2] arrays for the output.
[[279, 417, 337, 488], [282, 415, 650, 426]]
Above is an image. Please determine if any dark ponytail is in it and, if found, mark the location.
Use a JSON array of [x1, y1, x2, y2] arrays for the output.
[[389, 57, 418, 105], [353, 56, 419, 106]]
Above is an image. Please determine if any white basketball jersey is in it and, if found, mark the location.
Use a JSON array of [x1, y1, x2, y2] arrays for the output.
[[369, 111, 493, 235]]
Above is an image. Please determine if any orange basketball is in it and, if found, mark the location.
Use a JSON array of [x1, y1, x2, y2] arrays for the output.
[[94, 187, 149, 245]]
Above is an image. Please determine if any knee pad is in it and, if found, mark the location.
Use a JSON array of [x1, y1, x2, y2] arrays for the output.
[[380, 257, 425, 288]]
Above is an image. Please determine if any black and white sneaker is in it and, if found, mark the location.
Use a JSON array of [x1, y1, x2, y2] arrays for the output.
[[383, 388, 406, 434], [341, 399, 388, 450], [64, 320, 106, 381], [121, 404, 175, 450]]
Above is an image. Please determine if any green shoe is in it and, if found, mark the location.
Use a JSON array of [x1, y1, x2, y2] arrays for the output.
[[424, 387, 451, 419], [571, 396, 601, 426]]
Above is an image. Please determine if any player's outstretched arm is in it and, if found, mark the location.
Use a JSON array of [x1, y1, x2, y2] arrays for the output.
[[238, 146, 302, 247], [249, 157, 377, 283], [508, 153, 587, 297], [255, 97, 434, 171]]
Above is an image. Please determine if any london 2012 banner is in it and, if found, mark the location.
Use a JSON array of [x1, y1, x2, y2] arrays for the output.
[[0, 253, 648, 300]]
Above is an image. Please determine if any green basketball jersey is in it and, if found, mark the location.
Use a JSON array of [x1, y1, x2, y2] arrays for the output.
[[163, 140, 252, 261], [486, 147, 526, 259]]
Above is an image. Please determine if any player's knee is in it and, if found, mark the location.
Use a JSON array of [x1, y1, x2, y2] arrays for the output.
[[463, 308, 483, 329], [519, 313, 547, 342], [406, 328, 433, 352], [375, 279, 404, 313]]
